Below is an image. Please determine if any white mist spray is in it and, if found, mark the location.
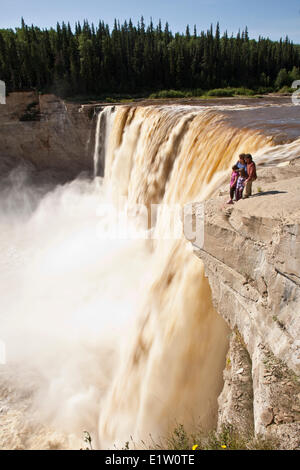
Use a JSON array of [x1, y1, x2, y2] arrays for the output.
[[0, 176, 156, 449], [1, 104, 299, 450]]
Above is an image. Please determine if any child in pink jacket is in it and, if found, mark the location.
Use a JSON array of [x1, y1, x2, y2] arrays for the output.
[[227, 165, 239, 204]]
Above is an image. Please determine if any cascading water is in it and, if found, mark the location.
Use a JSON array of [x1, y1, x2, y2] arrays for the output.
[[96, 105, 274, 448], [1, 103, 300, 449], [94, 107, 116, 178]]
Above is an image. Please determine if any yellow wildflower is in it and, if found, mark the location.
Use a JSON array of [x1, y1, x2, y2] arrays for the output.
[[192, 444, 199, 450], [221, 445, 227, 449]]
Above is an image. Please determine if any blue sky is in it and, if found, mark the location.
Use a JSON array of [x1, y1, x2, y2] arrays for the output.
[[1, 0, 299, 42]]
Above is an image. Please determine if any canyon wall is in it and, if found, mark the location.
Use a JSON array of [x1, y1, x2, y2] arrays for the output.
[[0, 92, 96, 180], [191, 160, 300, 449]]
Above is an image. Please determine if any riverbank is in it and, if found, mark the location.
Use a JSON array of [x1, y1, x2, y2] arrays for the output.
[[65, 90, 293, 106]]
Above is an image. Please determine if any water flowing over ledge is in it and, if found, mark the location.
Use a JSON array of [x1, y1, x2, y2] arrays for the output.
[[0, 95, 300, 449]]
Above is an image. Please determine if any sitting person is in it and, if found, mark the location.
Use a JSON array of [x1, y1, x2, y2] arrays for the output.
[[236, 168, 248, 201], [227, 164, 239, 204], [244, 154, 257, 198]]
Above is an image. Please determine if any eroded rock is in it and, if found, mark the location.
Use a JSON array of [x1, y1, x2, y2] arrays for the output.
[[190, 160, 300, 449]]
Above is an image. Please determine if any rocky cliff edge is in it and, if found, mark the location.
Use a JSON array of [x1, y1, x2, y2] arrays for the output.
[[189, 159, 300, 449]]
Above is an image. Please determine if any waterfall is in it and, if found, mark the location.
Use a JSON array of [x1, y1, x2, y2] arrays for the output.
[[93, 106, 116, 178], [95, 105, 275, 447], [1, 103, 300, 449]]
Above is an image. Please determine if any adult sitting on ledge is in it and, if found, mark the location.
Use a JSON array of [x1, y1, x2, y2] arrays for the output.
[[244, 154, 257, 198]]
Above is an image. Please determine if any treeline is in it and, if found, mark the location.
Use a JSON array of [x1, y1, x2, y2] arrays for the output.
[[0, 17, 299, 97]]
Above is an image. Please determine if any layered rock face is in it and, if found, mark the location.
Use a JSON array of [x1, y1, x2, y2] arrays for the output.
[[0, 92, 96, 180], [192, 160, 300, 449]]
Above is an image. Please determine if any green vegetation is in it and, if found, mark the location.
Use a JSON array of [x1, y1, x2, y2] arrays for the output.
[[206, 87, 256, 97], [117, 424, 279, 450], [149, 89, 193, 99], [278, 85, 296, 94], [0, 18, 300, 98], [207, 88, 234, 97], [152, 423, 278, 450], [82, 423, 279, 450], [149, 87, 257, 99], [275, 66, 300, 88]]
